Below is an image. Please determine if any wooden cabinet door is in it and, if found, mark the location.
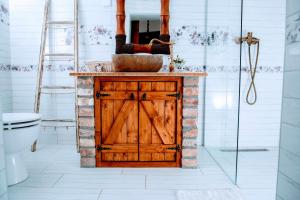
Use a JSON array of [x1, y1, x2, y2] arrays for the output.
[[139, 80, 182, 165], [96, 81, 139, 163], [95, 77, 182, 167]]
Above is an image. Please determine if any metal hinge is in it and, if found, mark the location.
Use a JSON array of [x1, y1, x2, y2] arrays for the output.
[[96, 92, 110, 98], [96, 145, 112, 151], [166, 92, 181, 100], [166, 144, 181, 152]]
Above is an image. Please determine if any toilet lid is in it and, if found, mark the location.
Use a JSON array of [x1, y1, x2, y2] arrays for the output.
[[3, 113, 41, 124]]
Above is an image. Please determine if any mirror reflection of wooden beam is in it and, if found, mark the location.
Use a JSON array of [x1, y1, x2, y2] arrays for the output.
[[115, 0, 171, 55]]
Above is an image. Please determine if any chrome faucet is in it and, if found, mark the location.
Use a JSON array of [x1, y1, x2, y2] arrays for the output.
[[149, 38, 175, 72]]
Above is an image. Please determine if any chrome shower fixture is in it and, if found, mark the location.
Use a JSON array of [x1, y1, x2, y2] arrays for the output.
[[238, 32, 260, 46], [239, 32, 260, 105]]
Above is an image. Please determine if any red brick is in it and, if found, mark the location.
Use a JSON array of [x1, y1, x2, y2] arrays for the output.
[[78, 97, 94, 106], [80, 138, 95, 147], [80, 148, 96, 157], [184, 77, 199, 86], [78, 107, 94, 117], [183, 119, 198, 127], [79, 117, 95, 127], [183, 108, 198, 118], [183, 129, 198, 138], [182, 159, 198, 168], [183, 87, 199, 96], [81, 157, 96, 168], [79, 129, 95, 137], [182, 149, 198, 157], [77, 77, 93, 88], [182, 138, 197, 148], [183, 98, 199, 107], [78, 88, 93, 96]]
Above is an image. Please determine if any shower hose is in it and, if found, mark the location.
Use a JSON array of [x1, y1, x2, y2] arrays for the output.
[[246, 41, 260, 105]]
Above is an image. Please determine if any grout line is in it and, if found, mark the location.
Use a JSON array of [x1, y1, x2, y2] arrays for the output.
[[121, 168, 125, 175], [51, 174, 64, 187], [145, 175, 147, 189], [97, 189, 103, 200]]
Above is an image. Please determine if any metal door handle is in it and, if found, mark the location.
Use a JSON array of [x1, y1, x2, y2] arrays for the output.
[[141, 93, 147, 101]]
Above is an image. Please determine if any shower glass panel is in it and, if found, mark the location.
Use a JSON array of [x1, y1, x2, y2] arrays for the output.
[[236, 0, 286, 191], [204, 0, 243, 183]]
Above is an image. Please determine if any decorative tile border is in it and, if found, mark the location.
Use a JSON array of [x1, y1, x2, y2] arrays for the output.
[[84, 25, 113, 46], [167, 65, 283, 73], [0, 2, 9, 26], [1, 64, 283, 73], [57, 25, 113, 46], [171, 26, 229, 46]]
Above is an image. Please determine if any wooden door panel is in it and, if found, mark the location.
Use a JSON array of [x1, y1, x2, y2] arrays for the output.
[[99, 91, 138, 100], [139, 82, 152, 161], [104, 100, 134, 144], [139, 81, 178, 162], [138, 92, 178, 101], [100, 81, 138, 162], [140, 101, 175, 144], [164, 100, 176, 161], [152, 82, 167, 162]]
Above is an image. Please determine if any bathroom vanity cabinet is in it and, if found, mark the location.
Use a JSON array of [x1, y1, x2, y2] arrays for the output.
[[70, 72, 207, 168], [94, 77, 182, 167]]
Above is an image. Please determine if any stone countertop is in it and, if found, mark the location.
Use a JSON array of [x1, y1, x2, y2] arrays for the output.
[[70, 72, 208, 77]]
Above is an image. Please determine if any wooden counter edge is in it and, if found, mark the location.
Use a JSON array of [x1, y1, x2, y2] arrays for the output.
[[69, 72, 208, 77]]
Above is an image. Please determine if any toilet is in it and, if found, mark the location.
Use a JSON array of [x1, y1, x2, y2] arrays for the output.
[[2, 113, 41, 186]]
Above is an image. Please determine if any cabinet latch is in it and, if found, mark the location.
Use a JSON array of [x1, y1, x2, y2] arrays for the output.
[[96, 92, 110, 98], [96, 145, 112, 151], [166, 144, 181, 152], [166, 92, 181, 100]]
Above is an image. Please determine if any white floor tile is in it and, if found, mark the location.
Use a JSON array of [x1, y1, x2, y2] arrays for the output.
[[122, 168, 203, 176], [8, 187, 101, 200], [98, 189, 176, 200], [7, 145, 278, 200], [14, 174, 63, 188], [146, 174, 233, 190], [54, 174, 146, 189]]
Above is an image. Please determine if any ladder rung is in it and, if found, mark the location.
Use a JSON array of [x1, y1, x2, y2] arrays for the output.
[[44, 53, 74, 57], [41, 119, 76, 127], [41, 86, 75, 94], [42, 119, 75, 123], [47, 21, 74, 25], [42, 86, 75, 89]]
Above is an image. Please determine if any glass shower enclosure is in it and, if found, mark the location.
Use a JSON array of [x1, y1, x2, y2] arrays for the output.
[[203, 0, 243, 183]]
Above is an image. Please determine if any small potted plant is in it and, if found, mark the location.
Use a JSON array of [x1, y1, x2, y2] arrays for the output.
[[173, 55, 185, 71]]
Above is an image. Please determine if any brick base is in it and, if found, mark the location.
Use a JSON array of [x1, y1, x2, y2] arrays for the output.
[[77, 77, 96, 168], [77, 76, 199, 168], [182, 77, 199, 168]]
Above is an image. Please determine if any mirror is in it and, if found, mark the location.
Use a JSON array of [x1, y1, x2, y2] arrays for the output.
[[115, 0, 171, 55], [130, 17, 160, 44]]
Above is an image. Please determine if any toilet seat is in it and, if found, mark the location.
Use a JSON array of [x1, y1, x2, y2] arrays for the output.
[[3, 113, 41, 130]]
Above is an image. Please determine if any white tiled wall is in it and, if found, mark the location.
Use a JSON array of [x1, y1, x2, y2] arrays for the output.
[[205, 0, 285, 149], [277, 0, 300, 199], [7, 0, 285, 147], [0, 99, 8, 200], [0, 0, 12, 113]]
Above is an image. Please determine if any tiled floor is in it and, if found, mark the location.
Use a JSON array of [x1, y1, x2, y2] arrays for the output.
[[7, 145, 277, 200]]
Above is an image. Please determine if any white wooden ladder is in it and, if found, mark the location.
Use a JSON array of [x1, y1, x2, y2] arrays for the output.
[[33, 0, 79, 152]]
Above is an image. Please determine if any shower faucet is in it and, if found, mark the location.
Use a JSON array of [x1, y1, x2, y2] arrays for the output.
[[239, 32, 260, 46]]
